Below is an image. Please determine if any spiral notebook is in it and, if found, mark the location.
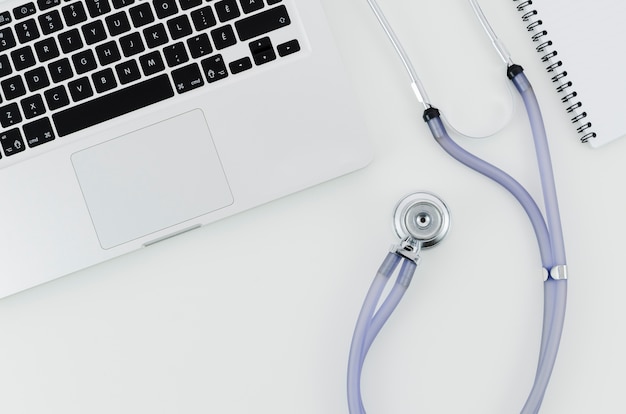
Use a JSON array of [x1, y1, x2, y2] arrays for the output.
[[513, 0, 626, 148]]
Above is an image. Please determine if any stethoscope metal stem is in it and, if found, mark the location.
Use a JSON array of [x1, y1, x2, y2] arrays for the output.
[[366, 0, 431, 108]]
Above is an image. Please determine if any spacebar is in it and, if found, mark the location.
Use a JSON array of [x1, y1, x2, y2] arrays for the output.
[[53, 74, 175, 137]]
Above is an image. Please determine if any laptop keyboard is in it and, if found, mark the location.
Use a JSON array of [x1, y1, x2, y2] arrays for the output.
[[0, 0, 300, 159]]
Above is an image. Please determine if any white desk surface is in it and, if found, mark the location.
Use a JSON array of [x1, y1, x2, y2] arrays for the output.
[[2, 1, 625, 413]]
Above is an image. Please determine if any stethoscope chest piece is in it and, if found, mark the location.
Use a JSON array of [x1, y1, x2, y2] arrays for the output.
[[393, 192, 451, 249]]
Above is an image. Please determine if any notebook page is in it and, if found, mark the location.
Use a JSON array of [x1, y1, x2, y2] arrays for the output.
[[532, 1, 626, 147]]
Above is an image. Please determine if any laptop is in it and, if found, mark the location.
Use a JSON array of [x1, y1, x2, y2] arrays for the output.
[[0, 0, 372, 298]]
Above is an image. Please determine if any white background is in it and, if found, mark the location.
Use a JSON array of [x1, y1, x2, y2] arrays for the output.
[[2, 0, 626, 412]]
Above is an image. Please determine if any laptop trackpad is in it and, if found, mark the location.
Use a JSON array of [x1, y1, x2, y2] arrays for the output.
[[71, 109, 233, 249]]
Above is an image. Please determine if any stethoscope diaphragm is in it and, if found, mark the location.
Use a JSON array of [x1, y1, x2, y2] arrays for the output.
[[393, 192, 450, 249]]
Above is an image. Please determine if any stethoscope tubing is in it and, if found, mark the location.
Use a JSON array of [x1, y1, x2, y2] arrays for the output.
[[350, 1, 568, 412], [511, 70, 568, 414], [347, 252, 401, 413], [525, 278, 566, 414], [347, 253, 419, 414], [424, 69, 568, 413], [424, 109, 554, 266], [511, 73, 567, 265]]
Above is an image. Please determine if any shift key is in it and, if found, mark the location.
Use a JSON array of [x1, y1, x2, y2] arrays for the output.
[[235, 5, 290, 41]]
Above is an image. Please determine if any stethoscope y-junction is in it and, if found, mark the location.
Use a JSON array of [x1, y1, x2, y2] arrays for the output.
[[347, 1, 568, 413]]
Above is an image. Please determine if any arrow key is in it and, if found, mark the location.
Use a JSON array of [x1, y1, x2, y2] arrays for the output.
[[229, 56, 251, 74], [252, 48, 275, 66], [249, 36, 275, 66], [277, 39, 300, 57]]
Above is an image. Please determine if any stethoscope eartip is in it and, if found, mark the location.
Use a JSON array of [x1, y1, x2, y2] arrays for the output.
[[393, 192, 451, 249]]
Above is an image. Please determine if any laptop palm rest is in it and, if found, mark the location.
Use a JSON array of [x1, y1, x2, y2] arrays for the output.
[[71, 109, 233, 249]]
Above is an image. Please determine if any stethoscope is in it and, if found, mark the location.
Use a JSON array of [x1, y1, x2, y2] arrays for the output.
[[347, 1, 568, 413]]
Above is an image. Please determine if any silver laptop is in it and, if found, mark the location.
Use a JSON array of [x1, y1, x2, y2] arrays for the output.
[[0, 0, 372, 297]]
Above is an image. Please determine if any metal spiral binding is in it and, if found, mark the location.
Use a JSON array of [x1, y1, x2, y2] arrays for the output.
[[513, 0, 596, 143]]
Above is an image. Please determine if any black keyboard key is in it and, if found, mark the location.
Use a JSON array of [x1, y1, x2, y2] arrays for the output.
[[72, 49, 97, 74], [38, 10, 64, 35], [0, 12, 12, 27], [190, 6, 216, 31], [92, 67, 117, 92], [129, 2, 154, 27], [143, 23, 168, 48], [167, 14, 192, 40], [277, 39, 299, 56], [239, 0, 263, 14], [252, 46, 275, 65], [119, 32, 144, 57], [179, 0, 201, 11], [24, 66, 50, 91], [24, 117, 55, 147], [249, 36, 270, 53], [48, 57, 73, 82], [53, 74, 174, 136], [0, 28, 16, 52], [0, 54, 12, 77], [68, 76, 93, 101], [249, 36, 274, 65], [153, 0, 177, 19], [0, 102, 22, 127], [112, 0, 134, 8], [95, 40, 121, 64], [187, 33, 212, 58], [1, 75, 26, 99], [106, 11, 131, 36], [13, 3, 36, 20], [44, 84, 69, 109], [15, 19, 40, 43], [229, 56, 251, 74], [115, 59, 140, 83], [211, 25, 236, 50], [139, 50, 164, 75], [62, 2, 88, 26], [266, 0, 281, 4], [201, 54, 227, 83], [37, 0, 62, 11], [11, 46, 36, 70], [0, 128, 25, 156], [171, 62, 203, 93], [235, 5, 290, 41], [20, 94, 46, 118], [163, 41, 188, 67], [58, 28, 83, 53], [214, 0, 239, 22], [85, 0, 111, 18], [34, 37, 60, 62], [82, 20, 107, 44]]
